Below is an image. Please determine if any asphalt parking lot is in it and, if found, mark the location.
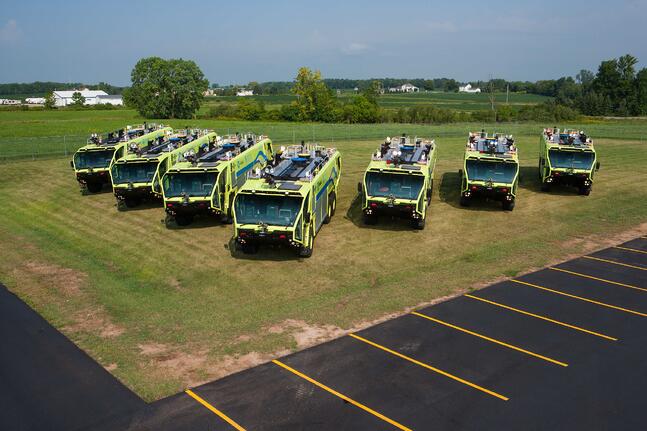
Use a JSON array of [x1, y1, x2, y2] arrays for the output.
[[2, 237, 646, 431]]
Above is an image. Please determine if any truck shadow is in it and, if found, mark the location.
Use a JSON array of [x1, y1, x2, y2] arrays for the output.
[[438, 171, 502, 212], [518, 165, 584, 196], [226, 238, 303, 261], [162, 216, 228, 231], [345, 194, 427, 231]]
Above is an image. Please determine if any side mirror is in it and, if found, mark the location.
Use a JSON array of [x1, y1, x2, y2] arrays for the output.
[[70, 160, 74, 169], [304, 213, 311, 224], [426, 188, 432, 199], [458, 169, 463, 176], [357, 182, 363, 193], [595, 162, 600, 171]]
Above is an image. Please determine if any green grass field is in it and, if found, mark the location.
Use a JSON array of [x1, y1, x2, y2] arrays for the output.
[[0, 112, 646, 401], [205, 91, 551, 112]]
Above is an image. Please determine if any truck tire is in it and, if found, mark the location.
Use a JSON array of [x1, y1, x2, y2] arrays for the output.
[[412, 217, 425, 230], [502, 199, 515, 211], [578, 185, 591, 196], [299, 227, 314, 258], [363, 212, 377, 225], [540, 182, 551, 192], [164, 214, 176, 228], [323, 193, 336, 224], [459, 196, 471, 207]]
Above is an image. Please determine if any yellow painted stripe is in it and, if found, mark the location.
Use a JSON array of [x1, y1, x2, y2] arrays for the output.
[[464, 294, 617, 341], [348, 333, 509, 401], [272, 359, 413, 431], [549, 267, 647, 293], [411, 312, 568, 367], [582, 255, 647, 271], [511, 279, 647, 317], [185, 389, 246, 431], [614, 246, 647, 255]]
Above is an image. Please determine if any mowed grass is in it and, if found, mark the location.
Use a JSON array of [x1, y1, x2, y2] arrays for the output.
[[0, 119, 646, 400], [2, 109, 646, 159]]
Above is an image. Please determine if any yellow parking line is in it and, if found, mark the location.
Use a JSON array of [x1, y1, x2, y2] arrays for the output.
[[464, 294, 617, 341], [614, 246, 647, 255], [272, 359, 413, 431], [582, 255, 646, 271], [348, 333, 509, 401], [411, 312, 568, 367], [185, 389, 246, 431], [511, 279, 647, 317], [549, 267, 647, 293]]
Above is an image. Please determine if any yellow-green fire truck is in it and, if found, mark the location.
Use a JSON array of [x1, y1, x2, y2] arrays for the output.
[[459, 131, 519, 211], [539, 128, 599, 195], [358, 135, 437, 229], [71, 124, 170, 193], [233, 143, 341, 257], [161, 134, 274, 226]]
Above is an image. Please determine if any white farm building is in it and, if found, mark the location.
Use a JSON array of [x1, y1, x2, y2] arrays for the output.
[[459, 84, 481, 93], [388, 83, 419, 93], [53, 89, 123, 107]]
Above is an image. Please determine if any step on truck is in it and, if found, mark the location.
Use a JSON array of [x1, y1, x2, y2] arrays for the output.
[[233, 143, 341, 257], [459, 131, 519, 211], [539, 128, 600, 195], [161, 134, 274, 227], [110, 129, 217, 210], [71, 124, 170, 193], [358, 135, 437, 229]]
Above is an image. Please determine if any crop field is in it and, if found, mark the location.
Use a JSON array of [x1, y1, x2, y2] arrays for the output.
[[205, 91, 552, 112], [0, 112, 646, 401]]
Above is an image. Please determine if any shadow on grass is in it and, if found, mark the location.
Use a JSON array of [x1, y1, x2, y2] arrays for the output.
[[519, 165, 588, 196], [344, 193, 425, 231], [225, 237, 303, 261], [438, 171, 502, 212], [161, 215, 230, 231]]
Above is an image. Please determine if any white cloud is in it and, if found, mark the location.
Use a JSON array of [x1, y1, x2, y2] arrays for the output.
[[0, 19, 22, 44], [341, 42, 370, 55]]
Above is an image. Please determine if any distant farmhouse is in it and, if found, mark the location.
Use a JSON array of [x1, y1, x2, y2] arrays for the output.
[[388, 83, 419, 93], [459, 84, 481, 93], [53, 89, 123, 107], [0, 98, 21, 105], [236, 89, 254, 97]]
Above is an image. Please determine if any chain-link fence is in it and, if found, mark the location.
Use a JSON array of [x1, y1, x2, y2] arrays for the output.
[[1, 122, 643, 162]]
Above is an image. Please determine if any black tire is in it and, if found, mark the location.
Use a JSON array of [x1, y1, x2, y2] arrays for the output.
[[412, 217, 425, 230], [220, 212, 233, 224], [502, 199, 515, 211], [86, 181, 103, 193], [323, 193, 336, 224], [299, 227, 314, 258], [459, 196, 471, 207], [164, 214, 176, 228], [540, 182, 551, 192], [362, 212, 377, 225], [175, 214, 193, 226], [578, 185, 591, 196]]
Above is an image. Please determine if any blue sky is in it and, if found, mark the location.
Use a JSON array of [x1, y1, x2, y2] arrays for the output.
[[1, 0, 646, 85]]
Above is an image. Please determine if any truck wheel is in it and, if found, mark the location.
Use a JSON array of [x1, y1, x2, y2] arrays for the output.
[[459, 196, 471, 207], [220, 212, 233, 224], [578, 185, 591, 196], [412, 217, 426, 230], [323, 193, 336, 224], [299, 227, 314, 258], [363, 213, 377, 225], [164, 214, 176, 228], [503, 199, 515, 211], [540, 182, 551, 192], [86, 182, 102, 193]]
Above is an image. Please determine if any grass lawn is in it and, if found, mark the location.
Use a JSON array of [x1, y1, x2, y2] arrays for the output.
[[0, 114, 646, 401]]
